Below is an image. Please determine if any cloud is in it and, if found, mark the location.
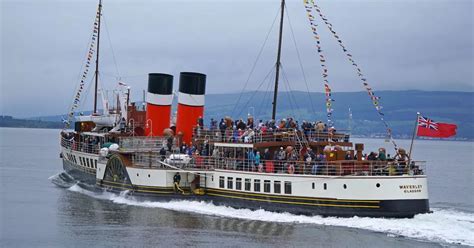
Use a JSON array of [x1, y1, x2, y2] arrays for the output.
[[1, 0, 472, 117]]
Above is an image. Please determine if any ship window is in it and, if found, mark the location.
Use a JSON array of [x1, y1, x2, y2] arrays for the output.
[[236, 178, 242, 190], [86, 158, 90, 167], [264, 180, 271, 193], [227, 177, 233, 189], [274, 181, 281, 194], [245, 178, 251, 191], [323, 183, 327, 190], [376, 183, 380, 188], [94, 160, 97, 168], [284, 181, 292, 194], [254, 179, 261, 192], [343, 184, 347, 189], [312, 182, 315, 189], [73, 156, 77, 164], [79, 157, 83, 166], [219, 176, 225, 188], [148, 174, 151, 178], [211, 175, 214, 181]]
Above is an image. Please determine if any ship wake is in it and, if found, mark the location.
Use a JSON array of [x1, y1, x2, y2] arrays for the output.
[[61, 181, 474, 246]]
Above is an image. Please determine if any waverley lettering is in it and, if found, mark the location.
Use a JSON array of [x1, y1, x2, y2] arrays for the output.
[[399, 185, 422, 193]]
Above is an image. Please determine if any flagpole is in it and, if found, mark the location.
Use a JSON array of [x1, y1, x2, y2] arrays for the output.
[[93, 0, 102, 114], [408, 112, 420, 163], [271, 0, 285, 120]]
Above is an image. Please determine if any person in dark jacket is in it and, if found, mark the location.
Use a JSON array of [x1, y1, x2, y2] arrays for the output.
[[159, 147, 166, 162], [173, 173, 181, 192]]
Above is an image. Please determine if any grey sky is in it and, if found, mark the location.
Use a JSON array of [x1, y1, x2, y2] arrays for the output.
[[1, 0, 473, 117]]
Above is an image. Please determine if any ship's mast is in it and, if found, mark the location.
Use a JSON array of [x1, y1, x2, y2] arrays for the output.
[[93, 0, 102, 114], [271, 0, 285, 120]]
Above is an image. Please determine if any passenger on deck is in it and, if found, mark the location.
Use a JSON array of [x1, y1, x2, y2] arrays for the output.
[[180, 142, 188, 154], [159, 147, 166, 162], [394, 149, 409, 166], [166, 136, 173, 152], [173, 173, 181, 192], [219, 118, 226, 141], [247, 117, 254, 129], [316, 121, 325, 133], [378, 148, 387, 161], [197, 116, 204, 130], [186, 145, 193, 156], [258, 120, 264, 130], [236, 119, 246, 130], [344, 151, 353, 160], [247, 150, 255, 171], [210, 118, 218, 130], [119, 117, 126, 132], [367, 152, 378, 161], [255, 151, 261, 170]]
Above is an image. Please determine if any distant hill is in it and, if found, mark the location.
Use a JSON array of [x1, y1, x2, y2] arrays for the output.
[[0, 116, 62, 129], [204, 90, 473, 139], [12, 90, 473, 140]]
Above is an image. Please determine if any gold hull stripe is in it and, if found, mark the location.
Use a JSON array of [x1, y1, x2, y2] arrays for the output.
[[100, 181, 174, 194]]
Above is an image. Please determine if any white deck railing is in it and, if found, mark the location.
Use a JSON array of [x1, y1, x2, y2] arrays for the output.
[[130, 153, 426, 177]]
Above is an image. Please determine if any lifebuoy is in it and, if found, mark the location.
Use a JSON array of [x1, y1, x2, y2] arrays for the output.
[[288, 164, 295, 174]]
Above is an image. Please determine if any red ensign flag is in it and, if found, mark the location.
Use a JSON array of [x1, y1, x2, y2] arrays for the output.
[[417, 116, 457, 138]]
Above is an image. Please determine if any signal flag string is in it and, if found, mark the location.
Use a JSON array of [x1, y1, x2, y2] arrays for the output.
[[303, 0, 335, 128], [64, 7, 101, 129], [307, 0, 398, 150]]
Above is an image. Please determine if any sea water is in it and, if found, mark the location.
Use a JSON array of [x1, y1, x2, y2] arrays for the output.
[[1, 127, 473, 247]]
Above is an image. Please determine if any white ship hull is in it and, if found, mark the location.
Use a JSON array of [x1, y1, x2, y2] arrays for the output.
[[95, 158, 429, 218]]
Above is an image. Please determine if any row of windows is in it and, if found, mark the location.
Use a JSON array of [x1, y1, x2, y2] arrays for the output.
[[218, 177, 382, 193], [219, 176, 292, 194], [66, 153, 97, 169]]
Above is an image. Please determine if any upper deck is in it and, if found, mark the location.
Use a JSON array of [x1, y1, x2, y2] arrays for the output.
[[193, 128, 351, 147]]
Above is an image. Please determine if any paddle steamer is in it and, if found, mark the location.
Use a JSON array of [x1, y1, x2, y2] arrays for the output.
[[59, 0, 430, 218]]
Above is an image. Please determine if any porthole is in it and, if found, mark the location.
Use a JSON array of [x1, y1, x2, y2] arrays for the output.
[[312, 182, 315, 189], [137, 173, 139, 177], [323, 183, 327, 190], [343, 184, 347, 189], [376, 183, 380, 188], [148, 174, 151, 178]]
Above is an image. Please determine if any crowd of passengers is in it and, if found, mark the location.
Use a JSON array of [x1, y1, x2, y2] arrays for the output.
[[194, 116, 344, 143], [61, 131, 104, 153], [165, 138, 417, 175]]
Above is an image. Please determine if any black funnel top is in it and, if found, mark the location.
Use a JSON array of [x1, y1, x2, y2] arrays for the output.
[[179, 72, 206, 95], [148, 73, 173, 95]]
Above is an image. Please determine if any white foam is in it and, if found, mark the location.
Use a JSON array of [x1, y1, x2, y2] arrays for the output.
[[68, 185, 474, 246]]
